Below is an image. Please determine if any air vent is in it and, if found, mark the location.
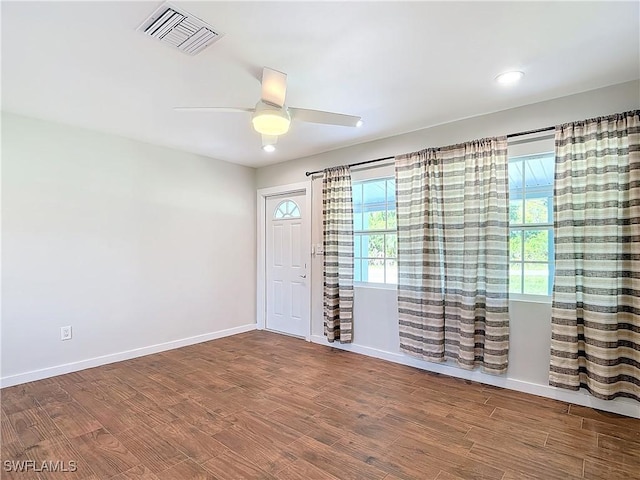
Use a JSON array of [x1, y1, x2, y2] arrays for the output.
[[137, 2, 222, 55]]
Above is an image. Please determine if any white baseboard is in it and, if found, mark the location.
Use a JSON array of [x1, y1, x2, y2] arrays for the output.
[[310, 335, 640, 419], [0, 324, 257, 388]]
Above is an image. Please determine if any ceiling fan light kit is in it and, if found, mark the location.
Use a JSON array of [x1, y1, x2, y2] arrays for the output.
[[251, 101, 291, 136]]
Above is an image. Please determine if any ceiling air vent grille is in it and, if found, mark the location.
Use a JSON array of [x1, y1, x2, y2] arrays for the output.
[[137, 3, 222, 56]]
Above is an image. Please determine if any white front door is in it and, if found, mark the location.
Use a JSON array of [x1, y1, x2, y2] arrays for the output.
[[265, 192, 309, 337]]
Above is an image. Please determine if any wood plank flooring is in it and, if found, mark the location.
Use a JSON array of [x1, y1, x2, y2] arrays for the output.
[[1, 330, 639, 479]]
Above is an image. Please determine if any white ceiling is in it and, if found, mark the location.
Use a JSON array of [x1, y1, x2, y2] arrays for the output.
[[2, 1, 639, 168]]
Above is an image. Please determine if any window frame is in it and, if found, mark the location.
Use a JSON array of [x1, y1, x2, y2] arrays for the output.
[[507, 136, 555, 302], [351, 173, 398, 288]]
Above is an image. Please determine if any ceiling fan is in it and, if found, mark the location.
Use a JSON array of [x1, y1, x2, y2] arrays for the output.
[[174, 67, 362, 151]]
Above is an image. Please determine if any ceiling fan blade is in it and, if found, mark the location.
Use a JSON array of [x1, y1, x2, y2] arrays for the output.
[[173, 107, 254, 113], [289, 108, 361, 127], [261, 67, 287, 108], [262, 135, 278, 147]]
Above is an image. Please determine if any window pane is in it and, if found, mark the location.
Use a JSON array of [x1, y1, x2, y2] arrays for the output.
[[524, 197, 550, 224], [385, 234, 397, 258], [510, 199, 524, 224], [354, 257, 362, 282], [354, 235, 362, 258], [525, 155, 554, 189], [524, 230, 549, 261], [387, 208, 397, 229], [509, 160, 524, 190], [509, 230, 522, 261], [367, 234, 385, 258], [361, 235, 369, 259], [366, 259, 385, 283], [364, 210, 386, 230], [363, 180, 386, 205], [386, 179, 396, 203], [541, 155, 555, 184], [360, 259, 369, 282], [352, 182, 363, 208], [354, 212, 363, 230], [385, 259, 398, 284], [509, 262, 522, 294], [523, 263, 549, 295]]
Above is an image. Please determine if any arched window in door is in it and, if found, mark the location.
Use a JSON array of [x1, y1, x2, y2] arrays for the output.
[[273, 200, 301, 219]]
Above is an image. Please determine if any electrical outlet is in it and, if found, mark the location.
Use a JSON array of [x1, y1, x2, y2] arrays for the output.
[[60, 326, 72, 341]]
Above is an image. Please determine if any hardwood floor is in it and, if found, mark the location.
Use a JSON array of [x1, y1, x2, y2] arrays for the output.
[[1, 330, 639, 479]]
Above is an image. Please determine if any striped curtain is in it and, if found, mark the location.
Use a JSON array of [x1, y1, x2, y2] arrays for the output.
[[323, 166, 354, 343], [549, 110, 640, 401], [396, 137, 510, 374]]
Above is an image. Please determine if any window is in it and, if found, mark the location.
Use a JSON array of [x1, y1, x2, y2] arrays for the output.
[[352, 177, 397, 284], [508, 152, 555, 296], [273, 199, 300, 219]]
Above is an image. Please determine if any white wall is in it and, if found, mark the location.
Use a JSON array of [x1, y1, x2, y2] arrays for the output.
[[1, 113, 257, 386], [257, 81, 640, 418]]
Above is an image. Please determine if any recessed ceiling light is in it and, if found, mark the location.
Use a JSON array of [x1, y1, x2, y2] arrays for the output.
[[356, 120, 364, 128], [262, 144, 276, 153], [495, 71, 524, 85]]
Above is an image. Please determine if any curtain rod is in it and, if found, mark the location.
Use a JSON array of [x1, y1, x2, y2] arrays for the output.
[[304, 125, 555, 177], [304, 155, 394, 177]]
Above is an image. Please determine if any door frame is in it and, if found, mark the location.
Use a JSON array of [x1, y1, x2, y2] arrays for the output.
[[256, 181, 312, 340]]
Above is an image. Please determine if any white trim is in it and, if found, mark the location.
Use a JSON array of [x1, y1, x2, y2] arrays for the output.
[[507, 135, 554, 158], [354, 282, 397, 291], [351, 163, 395, 182], [0, 324, 256, 388], [310, 335, 640, 419], [256, 181, 312, 340], [510, 293, 552, 304]]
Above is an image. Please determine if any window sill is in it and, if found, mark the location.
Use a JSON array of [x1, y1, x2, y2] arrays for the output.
[[509, 294, 552, 304], [352, 286, 551, 301], [354, 282, 397, 291]]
